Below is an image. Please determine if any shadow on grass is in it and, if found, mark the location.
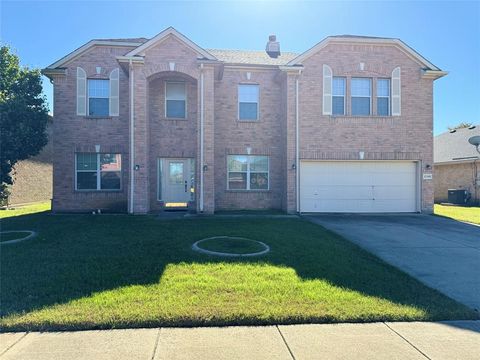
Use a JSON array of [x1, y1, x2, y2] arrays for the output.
[[0, 211, 478, 331]]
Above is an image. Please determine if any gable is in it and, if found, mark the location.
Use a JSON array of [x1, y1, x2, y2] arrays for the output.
[[125, 27, 216, 60], [288, 36, 442, 71]]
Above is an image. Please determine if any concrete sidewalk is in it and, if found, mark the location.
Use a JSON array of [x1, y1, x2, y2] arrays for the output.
[[1, 321, 479, 360]]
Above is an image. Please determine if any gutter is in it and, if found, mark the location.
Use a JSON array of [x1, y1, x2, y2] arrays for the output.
[[295, 69, 302, 213], [129, 60, 135, 214], [199, 64, 205, 212]]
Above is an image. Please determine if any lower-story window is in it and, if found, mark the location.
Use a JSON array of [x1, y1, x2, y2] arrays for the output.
[[76, 153, 122, 190], [227, 155, 269, 190]]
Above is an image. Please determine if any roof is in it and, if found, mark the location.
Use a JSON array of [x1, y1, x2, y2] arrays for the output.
[[206, 49, 298, 66], [43, 28, 444, 75], [434, 126, 480, 164], [93, 38, 149, 43]]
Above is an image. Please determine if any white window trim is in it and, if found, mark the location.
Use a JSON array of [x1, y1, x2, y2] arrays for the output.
[[376, 78, 391, 116], [227, 155, 269, 191], [332, 76, 346, 116], [165, 81, 187, 119], [238, 84, 260, 121], [351, 77, 372, 116], [87, 79, 110, 117], [75, 153, 122, 191]]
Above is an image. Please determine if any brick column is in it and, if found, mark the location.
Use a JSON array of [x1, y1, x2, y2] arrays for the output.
[[198, 65, 215, 214], [129, 63, 149, 214], [284, 72, 298, 213]]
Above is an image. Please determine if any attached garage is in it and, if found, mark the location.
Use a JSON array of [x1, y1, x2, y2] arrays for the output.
[[300, 161, 419, 213]]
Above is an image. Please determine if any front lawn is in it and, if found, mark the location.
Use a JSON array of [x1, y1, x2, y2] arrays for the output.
[[434, 204, 480, 225], [0, 206, 476, 331]]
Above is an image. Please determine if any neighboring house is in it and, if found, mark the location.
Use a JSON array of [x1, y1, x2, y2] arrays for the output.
[[7, 119, 53, 206], [434, 126, 480, 204], [42, 27, 447, 214]]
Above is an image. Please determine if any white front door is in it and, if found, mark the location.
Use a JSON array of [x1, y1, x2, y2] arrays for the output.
[[300, 161, 418, 213], [160, 159, 192, 206]]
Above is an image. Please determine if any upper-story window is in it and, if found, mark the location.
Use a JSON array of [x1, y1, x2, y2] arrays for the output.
[[351, 78, 371, 116], [332, 77, 346, 115], [165, 81, 186, 119], [377, 79, 390, 116], [88, 79, 109, 116], [238, 84, 259, 121]]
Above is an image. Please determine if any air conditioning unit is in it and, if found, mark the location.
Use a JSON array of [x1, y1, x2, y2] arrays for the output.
[[447, 189, 469, 205]]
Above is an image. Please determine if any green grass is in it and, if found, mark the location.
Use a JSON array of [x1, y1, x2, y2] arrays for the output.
[[434, 204, 480, 225], [0, 205, 477, 331], [198, 237, 266, 254], [0, 201, 50, 219], [0, 231, 32, 242]]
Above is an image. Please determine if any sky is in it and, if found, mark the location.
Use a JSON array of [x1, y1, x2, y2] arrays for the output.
[[1, 0, 479, 135]]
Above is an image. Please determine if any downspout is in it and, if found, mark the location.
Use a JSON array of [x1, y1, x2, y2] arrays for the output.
[[129, 60, 135, 214], [295, 70, 301, 213], [199, 64, 205, 212]]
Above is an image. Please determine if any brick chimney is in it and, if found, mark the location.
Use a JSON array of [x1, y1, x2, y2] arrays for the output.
[[266, 35, 280, 58]]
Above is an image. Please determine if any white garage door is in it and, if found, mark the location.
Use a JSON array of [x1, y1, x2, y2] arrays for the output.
[[300, 161, 418, 213]]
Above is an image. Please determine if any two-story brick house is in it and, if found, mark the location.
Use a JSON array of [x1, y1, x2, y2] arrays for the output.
[[42, 27, 446, 214]]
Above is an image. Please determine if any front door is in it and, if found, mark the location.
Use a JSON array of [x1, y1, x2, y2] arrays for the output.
[[160, 159, 192, 207]]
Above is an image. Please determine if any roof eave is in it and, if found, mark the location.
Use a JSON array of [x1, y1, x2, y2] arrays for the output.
[[422, 69, 449, 80], [46, 40, 144, 69]]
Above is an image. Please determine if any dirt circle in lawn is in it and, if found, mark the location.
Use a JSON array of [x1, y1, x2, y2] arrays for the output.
[[0, 230, 37, 245], [192, 236, 270, 257]]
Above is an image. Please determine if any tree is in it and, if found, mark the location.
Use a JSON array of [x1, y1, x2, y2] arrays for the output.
[[448, 122, 473, 131], [0, 46, 49, 203]]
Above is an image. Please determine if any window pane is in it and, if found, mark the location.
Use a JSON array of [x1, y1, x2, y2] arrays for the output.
[[239, 102, 258, 120], [351, 78, 371, 96], [88, 79, 109, 98], [352, 97, 371, 116], [101, 172, 121, 190], [169, 162, 184, 184], [101, 154, 121, 171], [228, 156, 248, 171], [166, 100, 186, 118], [166, 82, 186, 100], [332, 96, 345, 115], [89, 98, 109, 116], [333, 77, 345, 96], [377, 79, 390, 97], [228, 172, 247, 189], [77, 153, 97, 171], [77, 172, 97, 190], [250, 156, 268, 172], [238, 85, 259, 103], [250, 173, 268, 190], [377, 97, 390, 116]]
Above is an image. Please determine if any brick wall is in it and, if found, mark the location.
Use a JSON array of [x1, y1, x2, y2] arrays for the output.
[[51, 46, 133, 212], [8, 123, 53, 205], [295, 42, 435, 212], [214, 68, 284, 211], [50, 36, 437, 214], [434, 163, 479, 204]]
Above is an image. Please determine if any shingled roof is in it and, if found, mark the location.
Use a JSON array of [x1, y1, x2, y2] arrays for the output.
[[206, 49, 298, 66], [434, 126, 480, 164]]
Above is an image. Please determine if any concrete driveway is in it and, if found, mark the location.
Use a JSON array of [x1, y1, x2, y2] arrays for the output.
[[306, 214, 480, 310]]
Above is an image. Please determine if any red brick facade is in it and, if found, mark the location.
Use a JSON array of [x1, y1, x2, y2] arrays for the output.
[[44, 30, 442, 214]]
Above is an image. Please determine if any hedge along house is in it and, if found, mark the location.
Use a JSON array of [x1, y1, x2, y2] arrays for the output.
[[42, 27, 447, 214]]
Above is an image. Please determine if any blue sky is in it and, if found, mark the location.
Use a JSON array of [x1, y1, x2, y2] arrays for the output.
[[1, 0, 479, 134]]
